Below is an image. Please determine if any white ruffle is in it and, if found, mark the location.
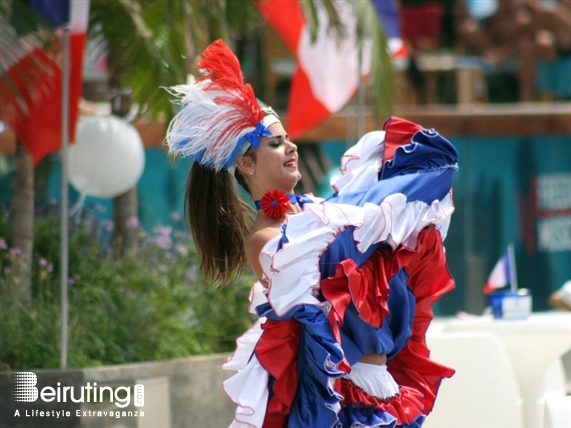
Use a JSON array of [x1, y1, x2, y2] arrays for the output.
[[222, 319, 268, 428], [261, 192, 454, 316], [248, 281, 268, 315], [334, 131, 386, 194], [224, 355, 269, 428], [222, 318, 264, 371]]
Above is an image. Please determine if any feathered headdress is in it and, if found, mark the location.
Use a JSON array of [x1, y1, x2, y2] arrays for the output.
[[165, 39, 278, 171]]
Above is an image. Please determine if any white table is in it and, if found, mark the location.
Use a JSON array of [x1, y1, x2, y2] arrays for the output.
[[441, 311, 571, 428]]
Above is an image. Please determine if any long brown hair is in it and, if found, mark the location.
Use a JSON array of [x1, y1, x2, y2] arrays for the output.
[[185, 161, 255, 285]]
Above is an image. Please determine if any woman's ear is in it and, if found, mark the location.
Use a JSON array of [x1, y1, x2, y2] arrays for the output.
[[236, 155, 253, 176]]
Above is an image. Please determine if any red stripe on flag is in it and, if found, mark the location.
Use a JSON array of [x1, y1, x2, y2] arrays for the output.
[[286, 66, 331, 140], [1, 0, 88, 166], [2, 33, 86, 165], [255, 0, 304, 54], [257, 0, 368, 140]]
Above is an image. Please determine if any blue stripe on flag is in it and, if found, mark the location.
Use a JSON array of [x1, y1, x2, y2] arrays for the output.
[[371, 0, 401, 39], [503, 252, 512, 284], [30, 0, 70, 27]]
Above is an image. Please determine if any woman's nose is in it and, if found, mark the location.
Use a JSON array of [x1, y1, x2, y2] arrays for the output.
[[286, 140, 297, 153]]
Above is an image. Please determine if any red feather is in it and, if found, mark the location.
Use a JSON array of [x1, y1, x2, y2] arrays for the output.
[[196, 39, 263, 124], [196, 40, 244, 89], [197, 40, 264, 120]]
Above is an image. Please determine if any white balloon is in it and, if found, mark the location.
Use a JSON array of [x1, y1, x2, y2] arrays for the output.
[[69, 116, 145, 198]]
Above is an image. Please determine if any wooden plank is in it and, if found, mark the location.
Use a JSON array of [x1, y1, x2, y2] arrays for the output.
[[296, 103, 571, 142], [1, 103, 570, 156], [0, 120, 169, 156]]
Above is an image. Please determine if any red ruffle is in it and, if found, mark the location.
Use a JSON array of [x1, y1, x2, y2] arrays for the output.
[[336, 378, 425, 424], [255, 318, 301, 428], [382, 116, 424, 163], [390, 227, 456, 415]]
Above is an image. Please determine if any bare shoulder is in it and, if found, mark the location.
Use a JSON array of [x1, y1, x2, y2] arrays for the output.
[[246, 225, 280, 262], [245, 222, 282, 282]]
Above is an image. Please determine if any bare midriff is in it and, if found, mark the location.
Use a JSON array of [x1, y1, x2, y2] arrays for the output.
[[359, 353, 387, 365]]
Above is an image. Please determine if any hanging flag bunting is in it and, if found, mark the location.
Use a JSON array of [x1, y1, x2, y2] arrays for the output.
[[256, 0, 371, 140], [370, 0, 408, 60], [0, 0, 90, 166]]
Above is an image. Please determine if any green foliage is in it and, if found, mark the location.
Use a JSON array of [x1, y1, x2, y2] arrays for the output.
[[0, 204, 255, 370], [88, 0, 263, 122]]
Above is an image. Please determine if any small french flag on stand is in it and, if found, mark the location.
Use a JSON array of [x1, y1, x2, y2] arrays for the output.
[[483, 244, 518, 294]]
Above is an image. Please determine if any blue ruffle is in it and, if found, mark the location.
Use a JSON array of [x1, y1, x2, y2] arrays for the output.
[[257, 303, 345, 427], [381, 129, 459, 180], [336, 269, 416, 366]]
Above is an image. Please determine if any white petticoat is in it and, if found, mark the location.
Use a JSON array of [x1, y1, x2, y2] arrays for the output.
[[342, 362, 400, 400]]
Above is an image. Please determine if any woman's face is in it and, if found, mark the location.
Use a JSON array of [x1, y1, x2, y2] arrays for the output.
[[248, 122, 301, 196]]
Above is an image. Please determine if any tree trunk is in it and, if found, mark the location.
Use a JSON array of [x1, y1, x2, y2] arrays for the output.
[[10, 140, 34, 304], [112, 187, 139, 256], [109, 88, 139, 256], [109, 47, 139, 256]]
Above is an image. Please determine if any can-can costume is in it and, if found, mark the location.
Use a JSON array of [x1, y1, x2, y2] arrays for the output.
[[166, 40, 457, 428]]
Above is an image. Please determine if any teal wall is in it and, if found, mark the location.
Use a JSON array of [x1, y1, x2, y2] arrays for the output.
[[446, 135, 571, 313]]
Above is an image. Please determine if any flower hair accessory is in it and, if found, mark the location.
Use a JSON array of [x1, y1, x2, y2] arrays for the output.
[[255, 190, 293, 219], [164, 40, 279, 171]]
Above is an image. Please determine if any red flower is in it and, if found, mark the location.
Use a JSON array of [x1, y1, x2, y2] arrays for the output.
[[260, 189, 290, 219]]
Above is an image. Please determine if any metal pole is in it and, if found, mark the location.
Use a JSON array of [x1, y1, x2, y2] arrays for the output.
[[60, 23, 70, 370], [357, 41, 365, 140], [508, 243, 518, 293]]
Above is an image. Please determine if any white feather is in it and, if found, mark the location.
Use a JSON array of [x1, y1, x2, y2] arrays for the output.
[[164, 81, 256, 171]]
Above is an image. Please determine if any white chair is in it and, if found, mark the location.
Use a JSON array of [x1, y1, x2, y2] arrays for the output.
[[544, 395, 571, 428], [424, 331, 524, 428], [444, 312, 571, 428]]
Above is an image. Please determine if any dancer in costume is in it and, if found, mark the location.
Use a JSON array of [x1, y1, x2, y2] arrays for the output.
[[165, 39, 457, 428]]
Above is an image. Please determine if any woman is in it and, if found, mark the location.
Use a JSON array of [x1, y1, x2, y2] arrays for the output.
[[166, 40, 457, 428]]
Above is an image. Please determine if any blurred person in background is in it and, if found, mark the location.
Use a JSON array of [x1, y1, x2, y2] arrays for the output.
[[455, 0, 571, 101]]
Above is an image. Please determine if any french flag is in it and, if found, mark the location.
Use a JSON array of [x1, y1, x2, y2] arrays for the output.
[[256, 0, 405, 140], [256, 0, 371, 140], [483, 245, 517, 294], [0, 0, 89, 166]]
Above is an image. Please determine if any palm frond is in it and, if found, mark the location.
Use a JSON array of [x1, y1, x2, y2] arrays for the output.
[[301, 0, 347, 44], [88, 0, 261, 122], [350, 0, 395, 117], [89, 0, 187, 120]]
